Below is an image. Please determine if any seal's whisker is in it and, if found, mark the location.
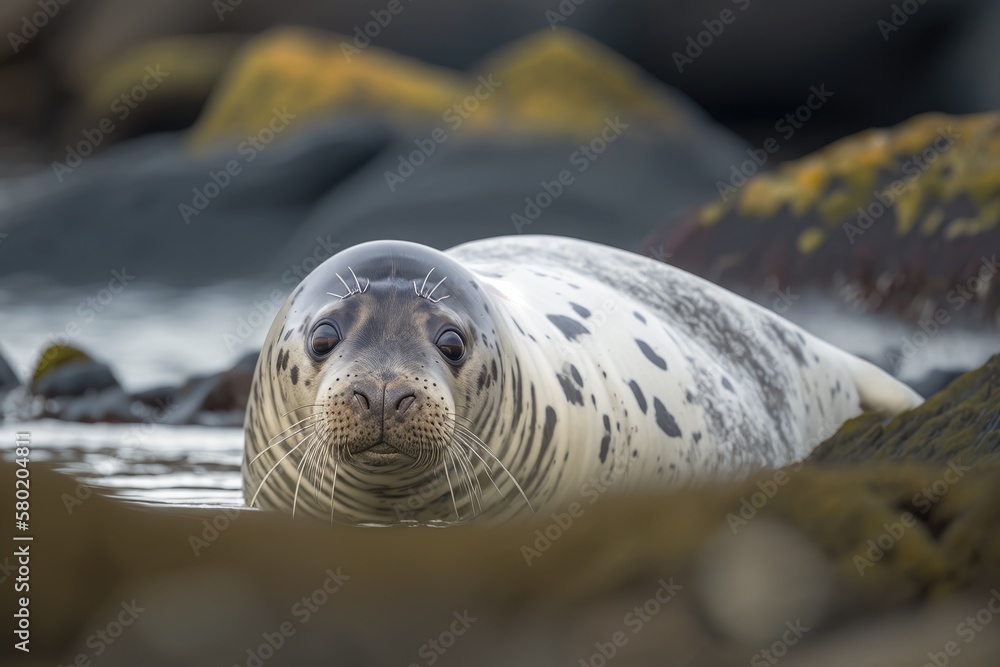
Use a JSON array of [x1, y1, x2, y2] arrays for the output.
[[450, 422, 533, 512], [279, 403, 323, 419], [291, 434, 323, 518], [249, 421, 319, 467], [266, 414, 321, 445], [419, 268, 434, 296], [348, 266, 363, 293], [459, 446, 485, 514], [329, 459, 340, 526], [250, 437, 308, 508], [450, 447, 479, 516], [441, 449, 460, 521], [249, 424, 315, 467], [426, 276, 447, 301], [455, 437, 504, 497]]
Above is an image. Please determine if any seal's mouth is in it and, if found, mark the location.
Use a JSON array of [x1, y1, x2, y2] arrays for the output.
[[350, 441, 417, 467]]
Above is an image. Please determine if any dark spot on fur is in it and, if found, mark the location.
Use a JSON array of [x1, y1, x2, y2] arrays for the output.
[[693, 431, 702, 443], [599, 415, 611, 463], [547, 314, 590, 341], [685, 390, 694, 403], [557, 373, 584, 406], [634, 311, 646, 323], [570, 365, 583, 385], [722, 377, 734, 392], [635, 339, 667, 370], [290, 366, 299, 385], [628, 380, 648, 414], [653, 398, 682, 438], [570, 302, 591, 318], [283, 329, 293, 341]]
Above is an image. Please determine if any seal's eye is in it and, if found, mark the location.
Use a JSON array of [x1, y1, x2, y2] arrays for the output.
[[436, 329, 465, 363], [309, 321, 341, 359]]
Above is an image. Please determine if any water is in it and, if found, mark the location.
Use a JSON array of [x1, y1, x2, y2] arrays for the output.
[[0, 420, 244, 508], [2, 285, 997, 509]]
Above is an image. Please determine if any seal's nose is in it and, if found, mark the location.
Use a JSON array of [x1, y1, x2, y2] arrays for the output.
[[348, 380, 417, 420]]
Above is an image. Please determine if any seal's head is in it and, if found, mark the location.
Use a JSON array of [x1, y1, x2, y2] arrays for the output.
[[246, 241, 506, 519]]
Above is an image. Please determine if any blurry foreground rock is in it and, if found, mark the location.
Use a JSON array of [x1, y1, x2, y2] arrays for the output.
[[643, 112, 1000, 329], [4, 457, 1000, 666], [24, 344, 254, 426]]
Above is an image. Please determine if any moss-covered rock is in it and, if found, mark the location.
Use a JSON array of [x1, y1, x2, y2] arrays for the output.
[[30, 344, 119, 398], [643, 112, 1000, 328], [810, 354, 1000, 465]]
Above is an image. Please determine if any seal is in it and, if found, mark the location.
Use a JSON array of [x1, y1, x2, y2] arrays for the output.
[[243, 235, 922, 524]]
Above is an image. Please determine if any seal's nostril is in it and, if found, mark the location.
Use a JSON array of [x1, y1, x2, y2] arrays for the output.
[[354, 391, 370, 411], [396, 394, 416, 414]]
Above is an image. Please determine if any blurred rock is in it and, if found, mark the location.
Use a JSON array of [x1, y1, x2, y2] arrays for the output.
[[643, 112, 1000, 330], [29, 346, 257, 426], [0, 28, 746, 288], [30, 344, 120, 398], [810, 354, 1000, 466], [0, 346, 19, 394], [6, 457, 1000, 666]]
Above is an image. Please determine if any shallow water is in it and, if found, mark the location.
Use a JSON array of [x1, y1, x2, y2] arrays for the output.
[[0, 420, 244, 508], [2, 285, 997, 509]]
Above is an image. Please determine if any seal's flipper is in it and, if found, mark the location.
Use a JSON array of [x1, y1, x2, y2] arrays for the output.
[[841, 352, 923, 415]]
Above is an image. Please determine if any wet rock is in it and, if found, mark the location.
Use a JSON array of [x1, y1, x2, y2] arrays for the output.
[[810, 354, 1000, 466], [642, 112, 1000, 330]]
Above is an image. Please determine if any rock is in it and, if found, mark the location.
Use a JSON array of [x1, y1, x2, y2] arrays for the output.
[[642, 112, 1000, 330], [160, 351, 258, 426], [30, 344, 120, 398], [7, 459, 1000, 666], [0, 345, 19, 394], [810, 354, 1000, 466]]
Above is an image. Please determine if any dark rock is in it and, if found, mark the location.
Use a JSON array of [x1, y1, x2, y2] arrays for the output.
[[810, 354, 1000, 465], [30, 344, 120, 398], [0, 346, 19, 394]]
